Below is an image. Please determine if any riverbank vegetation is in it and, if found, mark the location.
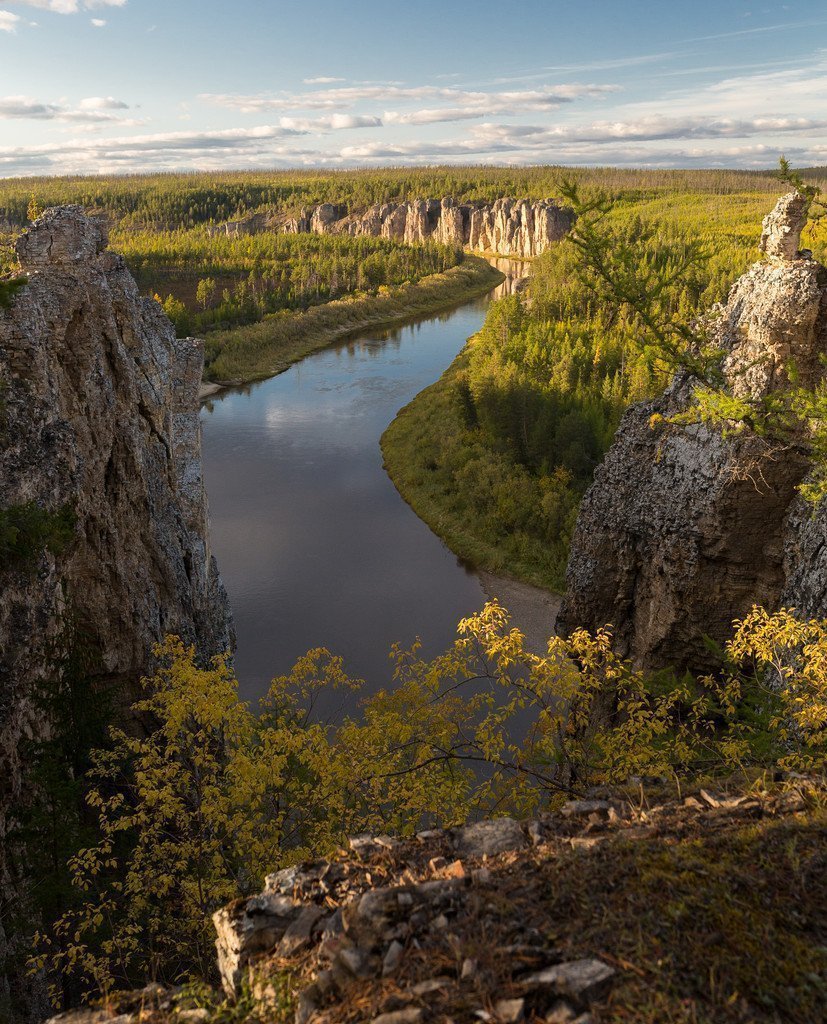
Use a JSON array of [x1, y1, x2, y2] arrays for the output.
[[202, 256, 501, 384], [127, 231, 463, 337], [383, 176, 827, 590]]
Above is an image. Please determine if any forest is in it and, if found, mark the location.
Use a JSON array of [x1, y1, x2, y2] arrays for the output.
[[3, 166, 827, 577], [1, 166, 823, 230]]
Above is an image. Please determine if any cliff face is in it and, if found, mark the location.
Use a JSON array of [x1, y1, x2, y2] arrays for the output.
[[211, 197, 573, 258], [558, 193, 827, 671], [0, 207, 232, 1015]]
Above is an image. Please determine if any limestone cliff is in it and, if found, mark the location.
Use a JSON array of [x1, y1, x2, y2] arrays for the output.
[[210, 197, 573, 258], [558, 193, 827, 671], [0, 207, 232, 1016]]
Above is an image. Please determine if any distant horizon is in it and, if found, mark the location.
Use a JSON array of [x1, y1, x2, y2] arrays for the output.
[[3, 162, 827, 184], [2, 0, 826, 176]]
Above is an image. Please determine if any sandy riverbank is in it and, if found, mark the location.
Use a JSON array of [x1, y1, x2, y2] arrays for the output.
[[477, 570, 561, 654]]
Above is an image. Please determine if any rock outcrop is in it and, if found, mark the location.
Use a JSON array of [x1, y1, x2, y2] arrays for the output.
[[210, 198, 573, 258], [558, 192, 827, 671], [0, 207, 232, 1017]]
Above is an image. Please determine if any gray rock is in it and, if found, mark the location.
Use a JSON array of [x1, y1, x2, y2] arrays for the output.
[[2, 206, 233, 1013], [382, 939, 405, 976], [269, 197, 573, 258], [494, 997, 525, 1022], [455, 817, 528, 858], [409, 978, 452, 996], [213, 893, 299, 996], [760, 190, 809, 260], [371, 1009, 423, 1024], [560, 801, 611, 818], [277, 904, 325, 956], [15, 205, 107, 265], [524, 959, 615, 1004], [336, 946, 368, 977], [544, 1003, 578, 1023]]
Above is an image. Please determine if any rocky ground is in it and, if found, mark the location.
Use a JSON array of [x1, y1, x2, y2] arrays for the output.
[[47, 776, 826, 1024]]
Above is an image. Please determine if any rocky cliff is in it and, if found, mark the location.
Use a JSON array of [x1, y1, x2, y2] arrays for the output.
[[211, 198, 573, 259], [0, 207, 232, 1017], [558, 192, 827, 671]]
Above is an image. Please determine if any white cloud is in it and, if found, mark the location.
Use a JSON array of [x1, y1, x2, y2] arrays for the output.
[[200, 82, 619, 117], [303, 76, 346, 84], [466, 115, 827, 148], [7, 0, 125, 12], [3, 110, 827, 179], [79, 95, 128, 109], [0, 93, 136, 123], [0, 9, 21, 30], [278, 113, 382, 131], [3, 44, 827, 175], [90, 16, 104, 25]]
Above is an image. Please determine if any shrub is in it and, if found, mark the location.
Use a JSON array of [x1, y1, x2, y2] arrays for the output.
[[32, 603, 827, 1005]]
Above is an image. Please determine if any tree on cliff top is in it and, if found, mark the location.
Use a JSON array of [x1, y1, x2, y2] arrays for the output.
[[559, 160, 827, 503]]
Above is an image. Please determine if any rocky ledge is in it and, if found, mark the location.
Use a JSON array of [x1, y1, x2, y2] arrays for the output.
[[209, 198, 574, 260], [45, 778, 823, 1024], [559, 191, 827, 672]]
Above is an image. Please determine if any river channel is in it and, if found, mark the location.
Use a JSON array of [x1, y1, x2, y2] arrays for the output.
[[200, 263, 535, 708]]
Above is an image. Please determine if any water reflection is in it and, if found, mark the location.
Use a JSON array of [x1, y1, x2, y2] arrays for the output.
[[489, 258, 531, 299], [201, 299, 495, 711]]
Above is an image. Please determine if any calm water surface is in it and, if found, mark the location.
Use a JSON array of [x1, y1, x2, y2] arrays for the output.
[[201, 290, 516, 708]]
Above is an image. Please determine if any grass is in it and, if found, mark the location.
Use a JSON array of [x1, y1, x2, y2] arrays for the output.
[[203, 256, 503, 385], [535, 812, 827, 1022]]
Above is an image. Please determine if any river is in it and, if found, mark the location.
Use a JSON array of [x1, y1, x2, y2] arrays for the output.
[[200, 262, 544, 709]]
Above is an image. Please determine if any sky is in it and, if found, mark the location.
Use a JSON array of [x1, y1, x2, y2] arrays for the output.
[[0, 0, 826, 176]]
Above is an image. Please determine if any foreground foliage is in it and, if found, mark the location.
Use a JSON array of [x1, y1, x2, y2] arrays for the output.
[[32, 603, 827, 1003]]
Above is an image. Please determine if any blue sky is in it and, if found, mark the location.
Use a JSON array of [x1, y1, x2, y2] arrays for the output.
[[0, 0, 826, 175]]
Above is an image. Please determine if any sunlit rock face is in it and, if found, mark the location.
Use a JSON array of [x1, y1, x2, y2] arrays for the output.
[[0, 206, 232, 1017], [558, 192, 827, 672], [213, 197, 574, 257]]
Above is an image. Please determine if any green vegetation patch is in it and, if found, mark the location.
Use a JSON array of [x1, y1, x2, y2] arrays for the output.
[[125, 231, 463, 338], [0, 502, 76, 571], [535, 811, 827, 1023]]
